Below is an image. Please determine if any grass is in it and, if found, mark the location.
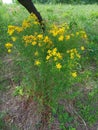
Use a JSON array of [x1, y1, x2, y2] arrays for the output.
[[0, 3, 98, 130]]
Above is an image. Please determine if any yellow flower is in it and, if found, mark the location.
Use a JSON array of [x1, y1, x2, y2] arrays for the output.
[[30, 13, 38, 21], [32, 41, 37, 46], [71, 72, 77, 78], [52, 31, 58, 36], [49, 25, 58, 36], [23, 35, 35, 43], [5, 42, 13, 49], [8, 49, 11, 53], [52, 51, 56, 56], [81, 46, 85, 51], [76, 54, 81, 59], [58, 35, 64, 41], [15, 26, 23, 33], [47, 49, 51, 54], [37, 34, 43, 40], [65, 35, 70, 40], [34, 60, 41, 66], [11, 37, 16, 42], [56, 52, 62, 59], [56, 63, 62, 70], [80, 31, 87, 39], [83, 34, 87, 39], [70, 53, 74, 59], [46, 55, 51, 60], [22, 20, 31, 29], [52, 48, 57, 56], [43, 36, 50, 43], [33, 21, 39, 25], [7, 25, 15, 35], [58, 27, 65, 34], [53, 48, 57, 52]]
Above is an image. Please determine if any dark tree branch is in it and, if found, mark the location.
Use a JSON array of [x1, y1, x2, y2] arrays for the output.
[[17, 0, 45, 31]]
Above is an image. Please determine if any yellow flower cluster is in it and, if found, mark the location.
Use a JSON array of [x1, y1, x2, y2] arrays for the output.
[[67, 48, 81, 59], [49, 24, 72, 42], [23, 35, 36, 44], [46, 48, 62, 70], [29, 13, 38, 21], [58, 34, 71, 41], [80, 31, 87, 39], [43, 36, 53, 47], [8, 14, 39, 35], [49, 25, 66, 37], [6, 13, 88, 74], [7, 25, 15, 35], [44, 36, 51, 43], [37, 34, 43, 40], [7, 13, 40, 37], [8, 25, 23, 35], [5, 42, 13, 53], [22, 19, 31, 29], [23, 33, 53, 48], [46, 48, 62, 61], [76, 30, 88, 39], [15, 26, 23, 33], [27, 13, 39, 25], [23, 33, 44, 47]]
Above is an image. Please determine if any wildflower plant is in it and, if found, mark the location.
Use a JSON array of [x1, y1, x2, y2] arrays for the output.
[[5, 13, 89, 128]]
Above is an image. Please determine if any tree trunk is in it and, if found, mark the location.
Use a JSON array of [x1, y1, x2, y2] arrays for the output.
[[17, 0, 45, 30]]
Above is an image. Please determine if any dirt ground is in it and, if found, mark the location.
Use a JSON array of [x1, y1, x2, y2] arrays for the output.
[[0, 83, 98, 130]]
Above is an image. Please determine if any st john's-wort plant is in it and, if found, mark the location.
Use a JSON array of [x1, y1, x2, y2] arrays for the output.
[[5, 13, 94, 129]]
